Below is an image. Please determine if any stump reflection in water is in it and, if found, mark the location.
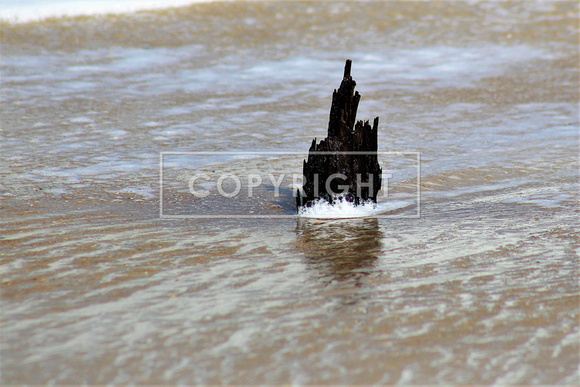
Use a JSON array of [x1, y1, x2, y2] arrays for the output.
[[296, 218, 383, 284]]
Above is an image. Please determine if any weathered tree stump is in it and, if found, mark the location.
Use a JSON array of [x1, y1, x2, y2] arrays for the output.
[[297, 59, 382, 208]]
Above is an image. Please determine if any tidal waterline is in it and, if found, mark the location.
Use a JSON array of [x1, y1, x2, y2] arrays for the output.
[[1, 1, 579, 384]]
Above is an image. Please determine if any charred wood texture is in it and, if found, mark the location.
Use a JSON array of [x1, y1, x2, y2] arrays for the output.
[[297, 59, 382, 208]]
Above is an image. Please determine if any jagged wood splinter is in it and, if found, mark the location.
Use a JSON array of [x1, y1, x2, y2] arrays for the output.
[[297, 59, 382, 208]]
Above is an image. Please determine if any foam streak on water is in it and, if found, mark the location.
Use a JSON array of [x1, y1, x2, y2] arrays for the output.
[[0, 0, 211, 23]]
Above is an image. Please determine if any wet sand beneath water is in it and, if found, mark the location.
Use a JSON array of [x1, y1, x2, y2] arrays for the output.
[[1, 1, 579, 384]]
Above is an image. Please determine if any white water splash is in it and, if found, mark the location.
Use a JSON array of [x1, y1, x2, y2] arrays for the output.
[[297, 198, 413, 219]]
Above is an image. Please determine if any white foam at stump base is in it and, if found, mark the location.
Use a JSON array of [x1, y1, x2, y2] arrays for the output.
[[297, 198, 413, 219]]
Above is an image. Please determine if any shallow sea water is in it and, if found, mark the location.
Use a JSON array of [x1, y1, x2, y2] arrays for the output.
[[1, 1, 579, 384]]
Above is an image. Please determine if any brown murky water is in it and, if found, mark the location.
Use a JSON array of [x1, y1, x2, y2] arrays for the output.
[[1, 1, 579, 384]]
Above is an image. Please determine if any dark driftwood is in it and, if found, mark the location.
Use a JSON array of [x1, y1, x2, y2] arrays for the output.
[[297, 59, 382, 208]]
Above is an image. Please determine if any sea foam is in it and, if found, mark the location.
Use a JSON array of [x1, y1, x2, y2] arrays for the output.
[[0, 0, 211, 23], [297, 198, 413, 219]]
